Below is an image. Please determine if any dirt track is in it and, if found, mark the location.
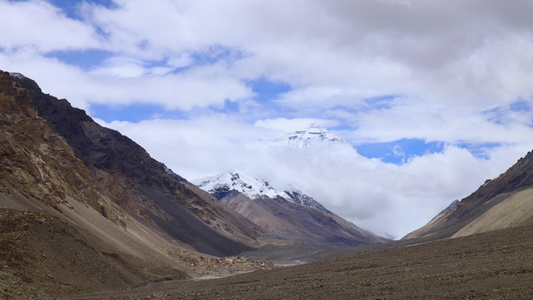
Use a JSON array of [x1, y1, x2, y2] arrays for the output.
[[64, 224, 533, 299]]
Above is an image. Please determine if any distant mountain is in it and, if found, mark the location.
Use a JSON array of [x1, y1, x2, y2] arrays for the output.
[[403, 151, 533, 240], [196, 172, 328, 211], [196, 172, 388, 248], [260, 123, 346, 149]]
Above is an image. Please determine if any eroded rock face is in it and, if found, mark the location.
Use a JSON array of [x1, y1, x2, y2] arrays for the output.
[[0, 72, 37, 118], [0, 71, 123, 225]]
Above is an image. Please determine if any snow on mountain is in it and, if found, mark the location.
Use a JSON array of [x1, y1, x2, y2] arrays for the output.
[[196, 172, 287, 199], [195, 172, 327, 211], [283, 188, 329, 212], [260, 123, 346, 149], [9, 72, 26, 79]]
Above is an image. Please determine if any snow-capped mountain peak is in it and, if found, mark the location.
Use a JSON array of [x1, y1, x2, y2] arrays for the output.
[[195, 171, 328, 211], [196, 172, 288, 199], [261, 123, 345, 149]]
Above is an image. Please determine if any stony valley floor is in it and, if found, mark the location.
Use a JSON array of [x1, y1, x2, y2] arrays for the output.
[[62, 224, 533, 300]]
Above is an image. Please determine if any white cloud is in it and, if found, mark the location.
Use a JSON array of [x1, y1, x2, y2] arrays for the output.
[[254, 118, 339, 132], [0, 50, 254, 111], [167, 53, 194, 69], [0, 49, 93, 109], [90, 56, 148, 78], [0, 0, 101, 52], [4, 0, 533, 112]]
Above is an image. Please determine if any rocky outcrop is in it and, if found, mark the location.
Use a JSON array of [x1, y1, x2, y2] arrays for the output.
[[0, 71, 124, 225]]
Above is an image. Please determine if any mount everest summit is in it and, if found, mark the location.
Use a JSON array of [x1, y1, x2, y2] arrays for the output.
[[260, 123, 346, 149]]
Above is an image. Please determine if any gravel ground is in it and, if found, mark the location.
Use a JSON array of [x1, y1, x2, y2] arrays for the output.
[[63, 224, 533, 299]]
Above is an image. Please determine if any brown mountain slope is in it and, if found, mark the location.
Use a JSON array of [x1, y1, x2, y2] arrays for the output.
[[9, 72, 260, 256], [0, 71, 126, 225], [404, 150, 533, 240], [0, 70, 274, 298], [0, 207, 188, 300], [0, 70, 191, 297]]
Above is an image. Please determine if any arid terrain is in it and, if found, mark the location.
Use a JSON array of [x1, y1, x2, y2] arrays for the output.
[[59, 223, 533, 300]]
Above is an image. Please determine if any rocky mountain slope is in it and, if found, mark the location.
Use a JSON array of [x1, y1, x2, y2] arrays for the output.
[[196, 172, 388, 248], [0, 70, 184, 297], [0, 71, 274, 298], [403, 150, 533, 240], [9, 71, 259, 257]]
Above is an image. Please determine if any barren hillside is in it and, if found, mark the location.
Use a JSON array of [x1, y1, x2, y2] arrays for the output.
[[404, 151, 533, 240]]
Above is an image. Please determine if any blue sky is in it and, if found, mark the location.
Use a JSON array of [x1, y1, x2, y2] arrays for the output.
[[356, 139, 444, 164], [2, 0, 533, 238]]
